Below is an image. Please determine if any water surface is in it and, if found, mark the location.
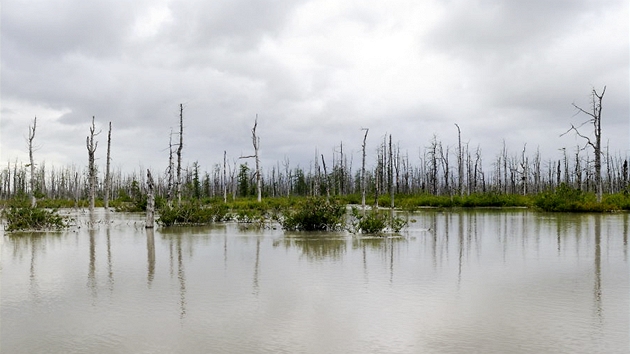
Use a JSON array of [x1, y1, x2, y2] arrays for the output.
[[2, 209, 628, 353]]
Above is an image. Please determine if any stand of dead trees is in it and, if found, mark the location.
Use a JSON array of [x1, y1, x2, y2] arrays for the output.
[[2, 137, 628, 206], [1, 88, 627, 208]]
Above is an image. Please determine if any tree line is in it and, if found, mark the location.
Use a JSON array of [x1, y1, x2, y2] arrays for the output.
[[2, 87, 628, 206]]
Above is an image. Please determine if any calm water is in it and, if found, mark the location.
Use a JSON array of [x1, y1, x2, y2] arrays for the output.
[[1, 209, 628, 353]]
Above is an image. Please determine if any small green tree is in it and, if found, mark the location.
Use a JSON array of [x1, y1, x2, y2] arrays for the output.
[[238, 163, 250, 197]]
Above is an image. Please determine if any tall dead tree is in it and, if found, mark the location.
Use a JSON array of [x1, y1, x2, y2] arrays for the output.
[[240, 116, 262, 202], [253, 118, 261, 202], [563, 86, 606, 202], [360, 128, 369, 214], [103, 122, 112, 209], [176, 104, 184, 204], [321, 154, 330, 200], [455, 124, 464, 196], [166, 129, 175, 205], [145, 169, 155, 228], [28, 117, 37, 207], [388, 135, 395, 209], [223, 150, 228, 203], [86, 116, 99, 212]]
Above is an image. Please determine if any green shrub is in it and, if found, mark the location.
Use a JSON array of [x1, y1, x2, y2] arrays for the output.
[[602, 193, 630, 210], [349, 207, 408, 234], [281, 197, 346, 231], [1, 204, 67, 231]]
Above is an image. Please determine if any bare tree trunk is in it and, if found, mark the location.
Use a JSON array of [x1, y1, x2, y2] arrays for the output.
[[146, 169, 155, 228], [575, 147, 582, 190], [74, 172, 80, 208], [361, 128, 369, 214], [239, 116, 262, 202], [166, 129, 174, 205], [521, 144, 529, 195], [321, 154, 330, 201], [176, 104, 184, 204], [623, 159, 628, 189], [389, 135, 394, 209], [438, 142, 450, 196], [223, 150, 228, 203], [253, 117, 262, 202], [86, 116, 99, 212], [429, 136, 438, 195], [533, 148, 541, 193], [455, 124, 463, 196], [104, 122, 112, 208], [313, 149, 320, 197], [28, 117, 37, 207]]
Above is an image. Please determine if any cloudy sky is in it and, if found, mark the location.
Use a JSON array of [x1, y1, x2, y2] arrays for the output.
[[2, 0, 628, 175]]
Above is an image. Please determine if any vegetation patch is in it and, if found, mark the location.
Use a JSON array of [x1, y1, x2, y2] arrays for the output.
[[1, 199, 67, 232], [396, 193, 531, 210], [157, 202, 229, 226], [348, 207, 408, 234], [280, 197, 346, 231], [602, 193, 630, 210], [534, 184, 617, 212]]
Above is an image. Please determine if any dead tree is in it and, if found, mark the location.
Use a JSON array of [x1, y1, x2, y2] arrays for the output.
[[438, 141, 450, 195], [223, 150, 228, 203], [455, 124, 464, 196], [519, 144, 528, 195], [360, 128, 369, 214], [240, 116, 262, 202], [28, 117, 37, 207], [176, 104, 184, 204], [104, 122, 112, 209], [428, 136, 439, 195], [145, 169, 155, 228], [563, 86, 606, 202], [389, 135, 394, 209], [166, 129, 175, 205], [321, 154, 330, 200], [86, 116, 99, 212], [623, 160, 628, 188]]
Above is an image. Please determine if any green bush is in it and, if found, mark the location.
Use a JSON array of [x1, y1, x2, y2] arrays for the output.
[[602, 193, 630, 210], [1, 204, 67, 232], [349, 207, 408, 234], [281, 197, 346, 231]]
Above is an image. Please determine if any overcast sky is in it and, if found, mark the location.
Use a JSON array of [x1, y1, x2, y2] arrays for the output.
[[2, 0, 628, 175]]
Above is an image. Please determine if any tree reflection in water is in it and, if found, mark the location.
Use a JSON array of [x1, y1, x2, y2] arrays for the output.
[[275, 233, 347, 261], [146, 227, 155, 287]]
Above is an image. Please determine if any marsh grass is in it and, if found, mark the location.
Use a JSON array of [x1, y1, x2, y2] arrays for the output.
[[534, 184, 619, 212]]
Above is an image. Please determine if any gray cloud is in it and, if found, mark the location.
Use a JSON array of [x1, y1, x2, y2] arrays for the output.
[[1, 0, 628, 174]]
